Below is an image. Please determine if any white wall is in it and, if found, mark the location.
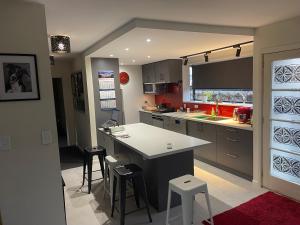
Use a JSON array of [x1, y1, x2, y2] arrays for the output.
[[253, 16, 300, 185], [0, 2, 66, 225], [51, 58, 76, 145], [119, 65, 155, 124]]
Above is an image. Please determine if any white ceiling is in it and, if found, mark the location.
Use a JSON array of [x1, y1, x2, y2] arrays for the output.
[[29, 0, 300, 54], [90, 28, 253, 65]]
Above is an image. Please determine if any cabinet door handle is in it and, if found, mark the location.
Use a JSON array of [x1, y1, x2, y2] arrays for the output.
[[226, 128, 237, 132], [226, 137, 240, 142], [225, 153, 238, 159]]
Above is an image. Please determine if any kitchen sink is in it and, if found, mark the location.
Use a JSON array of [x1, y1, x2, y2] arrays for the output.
[[193, 115, 229, 121], [204, 116, 229, 121], [193, 115, 209, 120]]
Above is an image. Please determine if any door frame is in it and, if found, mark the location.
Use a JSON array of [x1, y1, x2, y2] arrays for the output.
[[262, 48, 300, 201], [52, 77, 69, 147], [252, 42, 300, 187]]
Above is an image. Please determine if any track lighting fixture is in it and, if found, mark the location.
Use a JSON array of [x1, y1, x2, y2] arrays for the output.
[[183, 57, 188, 66], [233, 44, 241, 57], [180, 40, 253, 61], [204, 51, 211, 62]]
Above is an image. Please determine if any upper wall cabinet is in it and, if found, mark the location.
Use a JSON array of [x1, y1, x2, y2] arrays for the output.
[[142, 63, 156, 83], [142, 59, 182, 83], [192, 57, 253, 89]]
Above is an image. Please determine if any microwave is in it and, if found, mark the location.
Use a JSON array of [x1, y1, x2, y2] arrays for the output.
[[143, 83, 167, 94]]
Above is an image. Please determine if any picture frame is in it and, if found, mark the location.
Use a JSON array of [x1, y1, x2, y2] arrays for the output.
[[71, 71, 85, 112], [0, 53, 40, 101]]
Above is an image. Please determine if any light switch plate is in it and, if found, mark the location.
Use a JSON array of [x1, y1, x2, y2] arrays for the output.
[[41, 129, 52, 145], [0, 136, 11, 151]]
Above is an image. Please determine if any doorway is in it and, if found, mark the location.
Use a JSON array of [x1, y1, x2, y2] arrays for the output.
[[52, 78, 68, 148], [262, 49, 300, 201]]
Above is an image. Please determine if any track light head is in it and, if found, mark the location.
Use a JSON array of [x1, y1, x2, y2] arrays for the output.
[[233, 44, 241, 57], [183, 57, 188, 66], [204, 51, 211, 62]]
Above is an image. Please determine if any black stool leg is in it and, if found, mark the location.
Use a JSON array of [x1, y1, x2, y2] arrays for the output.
[[82, 153, 87, 186], [87, 155, 93, 194], [98, 155, 105, 178], [119, 176, 127, 225], [140, 175, 152, 223], [132, 178, 140, 208], [111, 175, 117, 217]]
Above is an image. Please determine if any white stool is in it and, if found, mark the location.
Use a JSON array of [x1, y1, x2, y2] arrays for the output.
[[104, 155, 119, 204], [166, 174, 214, 225]]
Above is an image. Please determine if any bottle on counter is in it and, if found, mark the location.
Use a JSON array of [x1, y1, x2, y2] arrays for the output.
[[211, 107, 216, 117]]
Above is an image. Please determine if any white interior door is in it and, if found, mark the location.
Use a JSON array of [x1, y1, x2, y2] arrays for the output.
[[263, 49, 300, 201]]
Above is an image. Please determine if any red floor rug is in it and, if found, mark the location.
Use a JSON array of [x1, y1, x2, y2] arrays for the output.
[[204, 192, 300, 225]]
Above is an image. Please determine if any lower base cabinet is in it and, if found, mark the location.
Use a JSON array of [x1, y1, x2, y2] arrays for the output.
[[98, 131, 115, 155], [187, 121, 217, 162], [216, 126, 253, 179], [139, 111, 153, 125], [164, 117, 187, 134], [187, 120, 253, 180]]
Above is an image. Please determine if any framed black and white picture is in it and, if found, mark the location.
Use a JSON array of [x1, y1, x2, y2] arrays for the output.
[[0, 54, 40, 101]]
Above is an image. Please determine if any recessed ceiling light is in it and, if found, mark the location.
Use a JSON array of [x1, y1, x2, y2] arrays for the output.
[[109, 54, 114, 57], [146, 38, 151, 43], [125, 48, 129, 51], [132, 59, 136, 63], [147, 56, 151, 59]]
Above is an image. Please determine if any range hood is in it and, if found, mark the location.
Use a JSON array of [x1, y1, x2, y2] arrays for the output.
[[143, 83, 167, 94]]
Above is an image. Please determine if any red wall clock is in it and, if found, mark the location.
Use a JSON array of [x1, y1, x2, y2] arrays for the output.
[[119, 71, 129, 85]]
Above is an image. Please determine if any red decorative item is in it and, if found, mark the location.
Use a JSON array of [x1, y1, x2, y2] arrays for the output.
[[119, 72, 129, 84], [237, 106, 252, 123]]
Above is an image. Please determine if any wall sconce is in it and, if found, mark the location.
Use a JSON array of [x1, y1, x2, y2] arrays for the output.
[[51, 35, 71, 53]]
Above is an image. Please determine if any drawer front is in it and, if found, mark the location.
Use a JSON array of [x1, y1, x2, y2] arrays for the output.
[[170, 118, 186, 134], [187, 121, 217, 162], [217, 126, 253, 176], [187, 121, 216, 141], [140, 111, 153, 125]]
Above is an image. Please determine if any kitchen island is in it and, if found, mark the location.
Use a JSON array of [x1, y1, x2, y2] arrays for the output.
[[98, 123, 209, 211]]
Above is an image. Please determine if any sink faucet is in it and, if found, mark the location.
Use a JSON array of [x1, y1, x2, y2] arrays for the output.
[[215, 98, 219, 116]]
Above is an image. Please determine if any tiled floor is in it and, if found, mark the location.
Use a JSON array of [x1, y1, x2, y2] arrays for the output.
[[62, 159, 267, 225]]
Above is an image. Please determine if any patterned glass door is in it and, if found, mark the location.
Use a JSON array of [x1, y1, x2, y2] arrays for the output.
[[263, 49, 300, 201]]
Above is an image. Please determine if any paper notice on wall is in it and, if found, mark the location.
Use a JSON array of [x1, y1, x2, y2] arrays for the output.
[[100, 99, 116, 109], [98, 70, 115, 90], [99, 90, 116, 99], [98, 70, 117, 109]]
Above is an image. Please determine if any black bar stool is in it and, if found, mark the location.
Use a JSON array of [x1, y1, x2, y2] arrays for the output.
[[82, 146, 106, 194], [111, 164, 152, 225]]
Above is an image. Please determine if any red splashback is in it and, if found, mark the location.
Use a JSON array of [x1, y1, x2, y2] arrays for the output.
[[155, 83, 238, 117], [155, 83, 183, 109]]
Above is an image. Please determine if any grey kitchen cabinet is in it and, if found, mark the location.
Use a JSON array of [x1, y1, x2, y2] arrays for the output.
[[142, 63, 156, 83], [187, 121, 217, 163], [98, 131, 115, 155], [164, 117, 186, 134], [139, 111, 153, 125], [142, 59, 182, 84], [216, 126, 253, 178]]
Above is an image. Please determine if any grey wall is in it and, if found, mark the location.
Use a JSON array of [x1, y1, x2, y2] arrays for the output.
[[91, 58, 124, 129]]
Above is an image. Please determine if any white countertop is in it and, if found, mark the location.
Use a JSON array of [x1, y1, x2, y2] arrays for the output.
[[98, 123, 209, 159], [140, 110, 253, 131]]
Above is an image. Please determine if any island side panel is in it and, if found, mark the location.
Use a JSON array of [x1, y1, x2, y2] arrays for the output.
[[114, 141, 194, 212]]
